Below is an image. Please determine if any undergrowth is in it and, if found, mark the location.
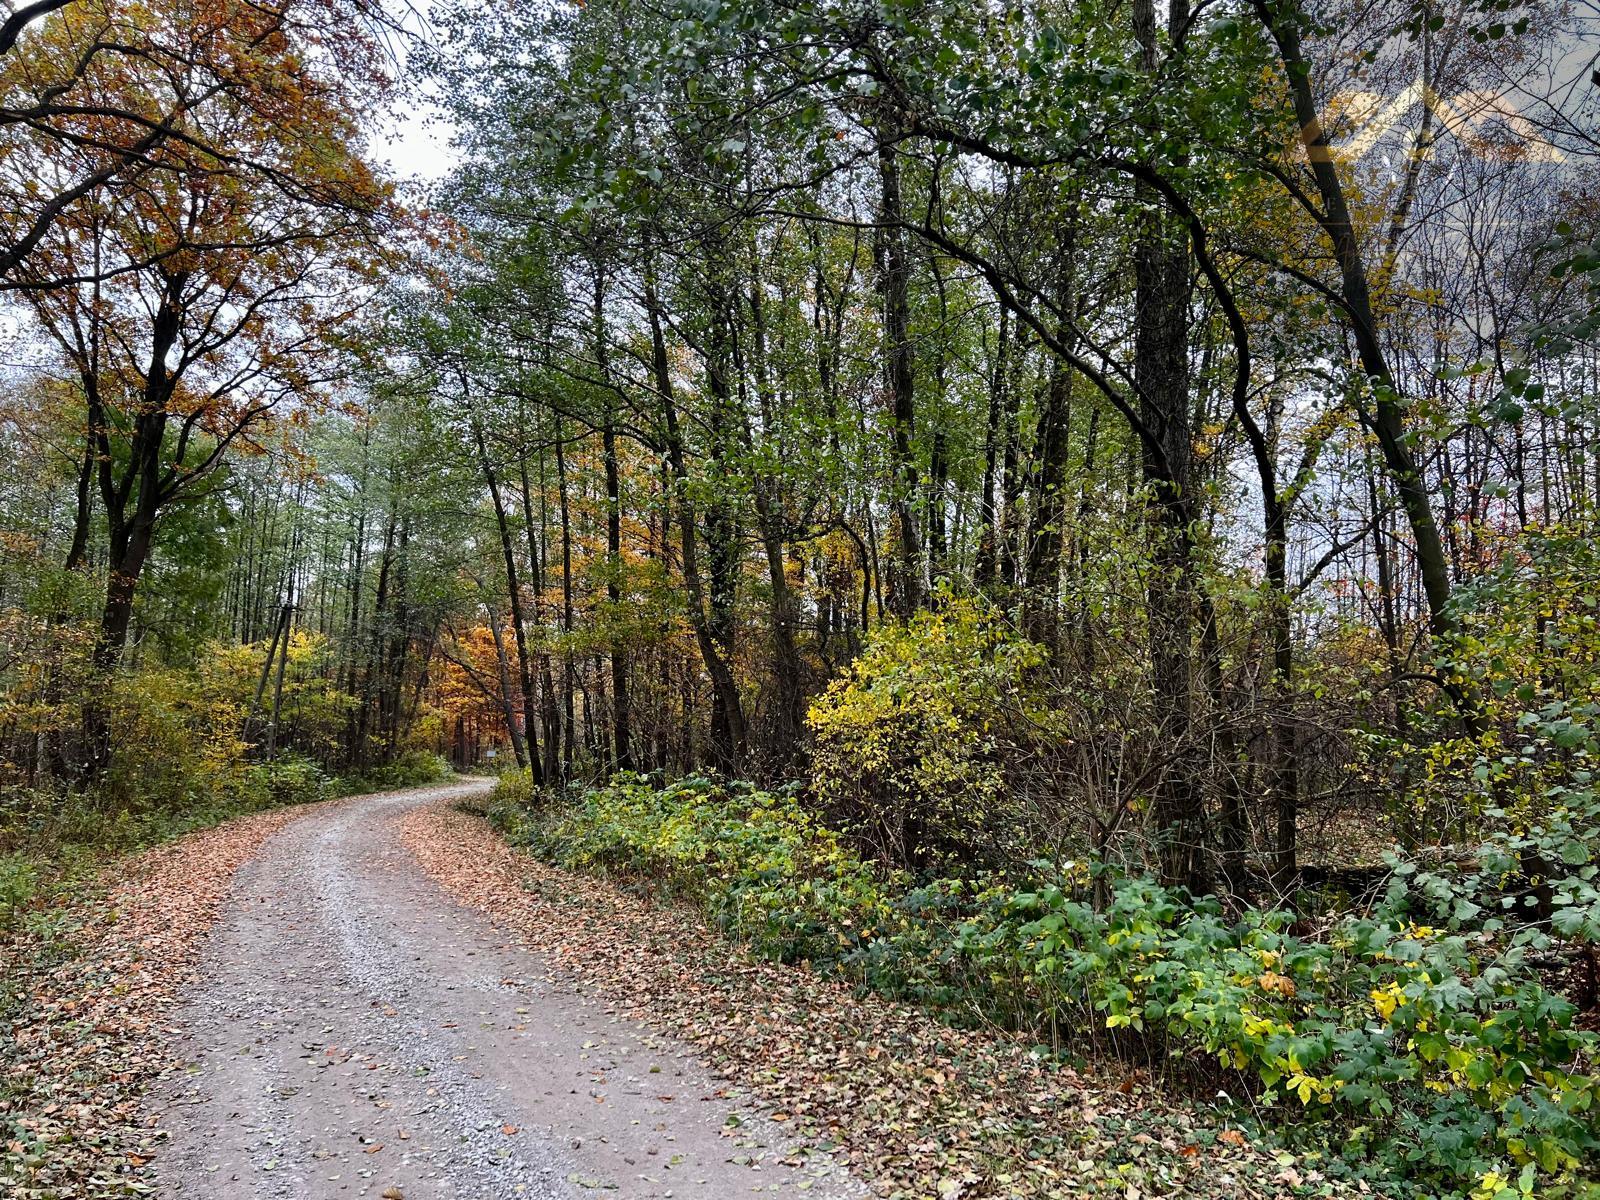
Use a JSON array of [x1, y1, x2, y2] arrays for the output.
[[489, 771, 1600, 1200]]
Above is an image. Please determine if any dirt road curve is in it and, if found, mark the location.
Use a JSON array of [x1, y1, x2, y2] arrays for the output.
[[146, 781, 864, 1200]]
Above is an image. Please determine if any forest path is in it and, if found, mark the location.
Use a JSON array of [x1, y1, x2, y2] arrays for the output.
[[145, 779, 864, 1200]]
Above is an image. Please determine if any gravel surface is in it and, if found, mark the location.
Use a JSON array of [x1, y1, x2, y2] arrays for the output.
[[146, 779, 864, 1200]]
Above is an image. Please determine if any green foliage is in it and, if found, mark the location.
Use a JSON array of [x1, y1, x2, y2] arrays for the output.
[[502, 773, 1599, 1196], [249, 754, 332, 806], [329, 749, 451, 796], [496, 773, 896, 963], [99, 665, 255, 814], [1, 759, 323, 871], [209, 632, 360, 760], [0, 854, 38, 929], [1367, 526, 1600, 846], [949, 873, 1597, 1193], [131, 479, 235, 667], [807, 598, 1045, 871], [486, 767, 543, 825], [2, 744, 442, 908]]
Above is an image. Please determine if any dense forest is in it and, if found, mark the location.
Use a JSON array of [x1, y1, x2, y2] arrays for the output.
[[4, 0, 1600, 1196]]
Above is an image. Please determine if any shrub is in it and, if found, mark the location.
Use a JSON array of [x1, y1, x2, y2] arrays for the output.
[[330, 749, 450, 796], [505, 773, 1599, 1197], [0, 853, 37, 928], [489, 766, 540, 809], [1362, 524, 1600, 848], [951, 869, 1598, 1192], [205, 632, 358, 761], [245, 754, 331, 807], [487, 768, 544, 836], [807, 598, 1045, 872], [510, 774, 896, 963], [101, 665, 253, 814]]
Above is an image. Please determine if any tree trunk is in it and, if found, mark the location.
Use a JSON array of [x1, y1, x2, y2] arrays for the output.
[[602, 417, 633, 772], [82, 507, 156, 778], [1254, 0, 1455, 638], [555, 424, 577, 776], [518, 456, 563, 784], [702, 303, 747, 773], [1134, 0, 1208, 894], [264, 578, 294, 761], [975, 306, 1008, 590], [246, 600, 292, 748], [472, 419, 544, 785], [741, 275, 806, 764], [874, 123, 922, 616], [486, 605, 529, 768], [592, 274, 633, 773], [646, 275, 747, 774], [1024, 236, 1078, 653]]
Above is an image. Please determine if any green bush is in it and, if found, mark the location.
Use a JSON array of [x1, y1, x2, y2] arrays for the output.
[[505, 773, 1599, 1197], [0, 782, 244, 865], [503, 774, 896, 963], [241, 753, 330, 806], [100, 665, 255, 814], [0, 747, 393, 903], [0, 853, 38, 928], [487, 767, 542, 830], [950, 871, 1596, 1192], [1361, 525, 1600, 848], [329, 749, 450, 796]]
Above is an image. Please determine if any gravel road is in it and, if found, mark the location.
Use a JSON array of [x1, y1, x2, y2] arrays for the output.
[[146, 780, 865, 1200]]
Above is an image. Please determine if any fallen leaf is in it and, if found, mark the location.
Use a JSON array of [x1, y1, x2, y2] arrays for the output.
[[399, 798, 1287, 1200]]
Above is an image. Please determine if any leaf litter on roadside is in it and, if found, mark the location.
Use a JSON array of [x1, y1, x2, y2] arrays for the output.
[[403, 801, 1326, 1200], [1, 802, 337, 1198]]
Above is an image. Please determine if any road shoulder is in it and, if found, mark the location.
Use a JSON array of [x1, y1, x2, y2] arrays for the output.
[[0, 783, 471, 1198], [404, 800, 1286, 1200]]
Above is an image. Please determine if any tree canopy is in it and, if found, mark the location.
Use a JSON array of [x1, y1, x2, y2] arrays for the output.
[[3, 0, 1600, 1193]]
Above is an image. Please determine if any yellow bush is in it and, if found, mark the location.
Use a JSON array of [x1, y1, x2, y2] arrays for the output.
[[807, 598, 1044, 872]]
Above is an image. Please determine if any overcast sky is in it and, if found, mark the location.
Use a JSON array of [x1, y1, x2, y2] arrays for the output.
[[371, 2, 461, 186], [375, 90, 458, 185]]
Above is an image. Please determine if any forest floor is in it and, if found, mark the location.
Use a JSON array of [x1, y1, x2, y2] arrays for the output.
[[5, 782, 1320, 1200]]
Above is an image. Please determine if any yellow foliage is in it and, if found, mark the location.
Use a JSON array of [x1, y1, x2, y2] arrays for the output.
[[806, 599, 1045, 870]]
